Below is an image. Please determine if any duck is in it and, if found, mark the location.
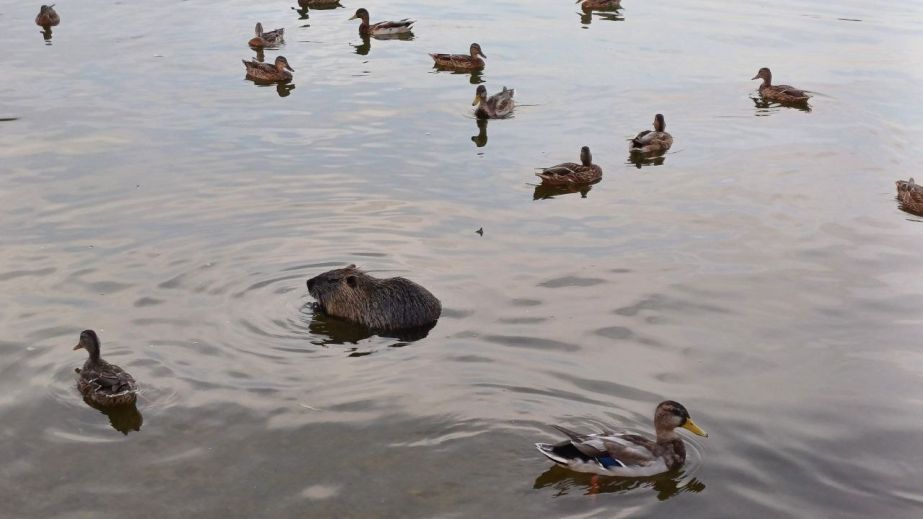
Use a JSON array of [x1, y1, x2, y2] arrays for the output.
[[242, 56, 294, 82], [578, 0, 621, 10], [751, 67, 810, 104], [298, 0, 341, 7], [473, 85, 515, 119], [35, 4, 60, 27], [430, 43, 486, 71], [535, 146, 602, 186], [73, 330, 139, 408], [249, 22, 284, 48], [629, 113, 673, 154], [349, 8, 414, 37], [897, 178, 923, 215], [536, 400, 708, 477]]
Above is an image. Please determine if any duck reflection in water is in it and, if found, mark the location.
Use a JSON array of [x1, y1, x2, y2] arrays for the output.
[[578, 0, 624, 25], [472, 118, 488, 147], [750, 94, 812, 115], [533, 183, 594, 200], [82, 396, 143, 435], [298, 0, 342, 9], [40, 27, 54, 43], [533, 464, 705, 500], [628, 153, 666, 169], [306, 304, 435, 352]]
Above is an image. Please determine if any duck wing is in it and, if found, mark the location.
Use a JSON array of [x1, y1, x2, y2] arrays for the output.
[[774, 84, 809, 98], [371, 19, 414, 34], [541, 427, 658, 470], [487, 88, 515, 117]]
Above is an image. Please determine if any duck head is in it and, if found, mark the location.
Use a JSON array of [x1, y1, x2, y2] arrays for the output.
[[751, 67, 772, 85], [274, 56, 294, 72], [73, 329, 101, 361], [472, 85, 488, 106], [469, 43, 486, 59], [254, 22, 264, 36], [654, 400, 708, 441], [349, 8, 370, 23], [579, 146, 593, 166], [653, 113, 666, 132]]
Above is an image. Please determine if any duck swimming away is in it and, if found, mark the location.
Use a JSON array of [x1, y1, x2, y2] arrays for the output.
[[73, 330, 139, 408]]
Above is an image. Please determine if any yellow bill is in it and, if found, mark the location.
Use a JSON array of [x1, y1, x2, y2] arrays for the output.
[[682, 418, 708, 437], [472, 95, 481, 106]]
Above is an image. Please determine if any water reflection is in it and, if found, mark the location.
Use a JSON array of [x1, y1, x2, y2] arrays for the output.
[[292, 7, 310, 20], [40, 27, 53, 43], [533, 183, 594, 200], [297, 0, 342, 10], [471, 118, 488, 147], [254, 48, 265, 63], [244, 77, 296, 97], [432, 68, 485, 85], [533, 465, 705, 500], [579, 9, 625, 25], [750, 94, 812, 115], [306, 305, 435, 350], [81, 397, 143, 435], [352, 34, 371, 56], [351, 33, 414, 56], [628, 152, 666, 169]]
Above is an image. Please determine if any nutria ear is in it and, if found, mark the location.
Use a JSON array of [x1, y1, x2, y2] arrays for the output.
[[346, 275, 357, 287]]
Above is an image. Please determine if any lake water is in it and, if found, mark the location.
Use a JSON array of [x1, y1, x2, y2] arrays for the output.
[[2, 0, 922, 517]]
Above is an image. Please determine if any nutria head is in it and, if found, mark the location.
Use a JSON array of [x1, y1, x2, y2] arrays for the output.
[[307, 265, 441, 330]]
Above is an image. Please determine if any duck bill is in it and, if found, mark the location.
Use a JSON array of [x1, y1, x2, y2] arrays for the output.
[[682, 419, 708, 437], [348, 14, 358, 20], [471, 95, 480, 106], [750, 74, 759, 80], [73, 343, 84, 351], [286, 65, 294, 72], [479, 51, 487, 59]]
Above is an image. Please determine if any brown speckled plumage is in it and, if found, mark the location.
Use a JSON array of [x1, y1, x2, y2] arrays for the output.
[[35, 5, 59, 27], [897, 178, 923, 215], [579, 0, 621, 10], [752, 67, 810, 104], [74, 330, 139, 408], [243, 56, 294, 82], [430, 43, 486, 71], [630, 113, 673, 155], [536, 146, 602, 186]]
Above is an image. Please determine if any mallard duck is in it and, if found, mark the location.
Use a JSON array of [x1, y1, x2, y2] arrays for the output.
[[299, 0, 341, 7], [242, 56, 294, 82], [473, 85, 514, 119], [897, 178, 923, 215], [629, 113, 673, 154], [536, 146, 602, 186], [578, 0, 621, 10], [249, 22, 284, 48], [751, 67, 810, 104], [73, 330, 139, 408], [536, 401, 708, 477], [349, 8, 414, 37], [35, 4, 59, 27], [430, 43, 486, 71]]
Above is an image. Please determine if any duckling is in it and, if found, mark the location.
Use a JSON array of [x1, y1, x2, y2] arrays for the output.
[[349, 8, 414, 37], [242, 56, 294, 82], [751, 67, 810, 104], [430, 43, 486, 71], [249, 22, 284, 48], [535, 146, 602, 186], [35, 4, 59, 27], [578, 0, 621, 10], [629, 113, 673, 154], [897, 178, 923, 215], [536, 400, 708, 477], [473, 85, 515, 119], [73, 330, 139, 408]]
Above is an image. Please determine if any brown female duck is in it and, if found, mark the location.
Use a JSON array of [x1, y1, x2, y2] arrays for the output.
[[630, 113, 673, 154], [298, 0, 341, 7], [536, 146, 602, 186], [74, 330, 139, 407], [430, 43, 486, 71], [578, 0, 621, 10], [751, 67, 810, 104], [536, 400, 708, 476], [473, 85, 515, 119], [35, 4, 60, 27], [349, 8, 414, 37], [249, 22, 284, 48], [897, 178, 923, 215], [242, 56, 294, 82]]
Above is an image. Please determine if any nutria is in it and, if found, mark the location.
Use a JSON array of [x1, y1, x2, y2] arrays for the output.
[[307, 265, 441, 331]]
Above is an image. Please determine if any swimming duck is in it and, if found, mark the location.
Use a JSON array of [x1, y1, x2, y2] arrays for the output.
[[897, 178, 923, 215], [242, 56, 294, 82], [73, 330, 139, 408], [473, 85, 515, 119], [299, 0, 341, 7], [535, 146, 602, 186], [349, 8, 414, 37], [249, 22, 284, 48], [536, 400, 708, 477], [578, 0, 621, 10], [430, 43, 486, 71], [751, 67, 810, 104], [629, 113, 673, 154], [35, 4, 59, 27]]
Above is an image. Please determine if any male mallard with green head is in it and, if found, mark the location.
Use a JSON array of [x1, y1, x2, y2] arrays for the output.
[[243, 56, 294, 82], [751, 67, 810, 104], [430, 43, 486, 71], [349, 8, 414, 37], [536, 146, 603, 186], [536, 400, 708, 477], [74, 330, 139, 408], [473, 85, 515, 119], [629, 113, 673, 154]]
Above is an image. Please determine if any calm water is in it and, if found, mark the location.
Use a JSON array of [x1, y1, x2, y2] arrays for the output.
[[2, 0, 923, 516]]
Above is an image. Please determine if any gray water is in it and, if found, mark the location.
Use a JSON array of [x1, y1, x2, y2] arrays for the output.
[[2, 0, 923, 517]]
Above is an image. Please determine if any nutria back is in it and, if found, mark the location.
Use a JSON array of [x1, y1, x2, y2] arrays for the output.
[[307, 265, 441, 331]]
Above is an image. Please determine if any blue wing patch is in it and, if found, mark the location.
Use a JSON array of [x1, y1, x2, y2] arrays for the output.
[[596, 455, 625, 468]]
